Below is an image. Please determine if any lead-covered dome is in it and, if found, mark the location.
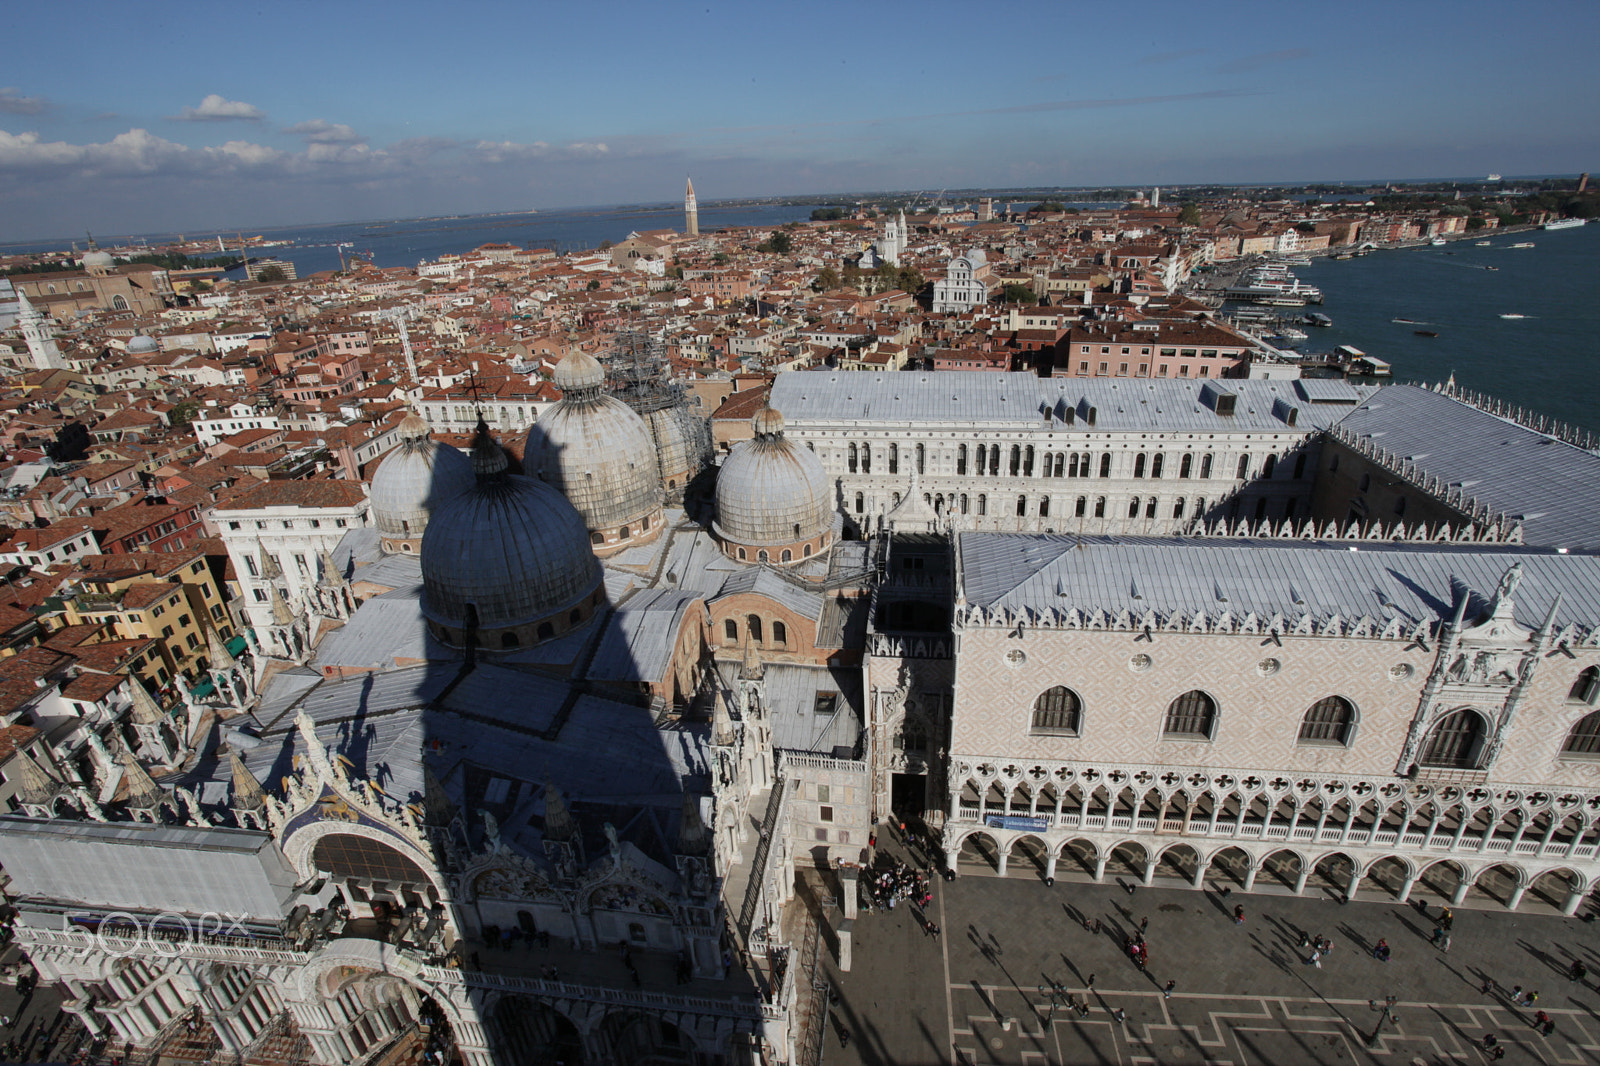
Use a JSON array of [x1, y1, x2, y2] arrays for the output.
[[370, 412, 474, 554], [126, 334, 160, 356], [421, 423, 603, 648], [525, 352, 663, 557], [713, 405, 835, 566]]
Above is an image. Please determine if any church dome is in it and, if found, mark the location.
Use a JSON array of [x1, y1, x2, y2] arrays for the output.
[[713, 405, 835, 565], [421, 424, 603, 647], [370, 413, 475, 553], [127, 334, 160, 356], [81, 248, 115, 274], [525, 352, 663, 556], [642, 402, 711, 497]]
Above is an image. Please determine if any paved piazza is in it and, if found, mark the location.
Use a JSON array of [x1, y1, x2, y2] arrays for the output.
[[823, 843, 1600, 1065]]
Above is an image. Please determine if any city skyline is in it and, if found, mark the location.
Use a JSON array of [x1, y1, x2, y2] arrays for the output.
[[2, 0, 1596, 239]]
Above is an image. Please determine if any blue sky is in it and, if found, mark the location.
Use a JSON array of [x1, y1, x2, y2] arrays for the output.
[[2, 0, 1595, 240]]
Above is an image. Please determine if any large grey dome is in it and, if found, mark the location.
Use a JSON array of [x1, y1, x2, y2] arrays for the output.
[[370, 413, 474, 552], [525, 352, 663, 554], [421, 424, 603, 644], [82, 247, 114, 273], [714, 406, 834, 563], [643, 402, 712, 496], [126, 334, 160, 356]]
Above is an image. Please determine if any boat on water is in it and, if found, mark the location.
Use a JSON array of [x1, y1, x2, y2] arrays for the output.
[[1332, 252, 1355, 260], [1543, 218, 1586, 231], [1511, 242, 1535, 248], [1500, 314, 1526, 320], [1414, 330, 1438, 337], [1274, 327, 1309, 343], [1391, 318, 1425, 324], [1303, 312, 1333, 327], [1475, 240, 1492, 246], [1430, 238, 1447, 246]]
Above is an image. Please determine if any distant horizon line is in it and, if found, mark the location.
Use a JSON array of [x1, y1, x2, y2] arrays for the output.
[[2, 172, 1586, 251]]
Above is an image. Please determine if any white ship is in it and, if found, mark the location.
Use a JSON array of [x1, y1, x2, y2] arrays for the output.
[[1543, 218, 1586, 230]]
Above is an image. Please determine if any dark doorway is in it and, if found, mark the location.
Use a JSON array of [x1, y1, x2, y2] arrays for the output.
[[892, 773, 925, 815]]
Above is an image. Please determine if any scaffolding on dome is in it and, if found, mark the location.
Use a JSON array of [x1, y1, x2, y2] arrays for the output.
[[601, 331, 713, 501]]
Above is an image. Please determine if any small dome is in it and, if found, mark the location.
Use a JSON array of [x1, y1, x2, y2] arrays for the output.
[[82, 248, 115, 272], [127, 335, 160, 355], [552, 350, 606, 394], [370, 423, 474, 544], [421, 430, 601, 633], [525, 387, 661, 537], [714, 406, 834, 552], [396, 410, 431, 438], [752, 406, 784, 437]]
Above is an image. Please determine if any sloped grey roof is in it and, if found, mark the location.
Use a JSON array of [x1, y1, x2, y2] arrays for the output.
[[712, 567, 825, 620], [769, 371, 1376, 432], [585, 589, 704, 683], [1335, 385, 1600, 550], [1295, 378, 1366, 404], [719, 662, 863, 757], [347, 552, 423, 590], [314, 585, 454, 671], [957, 532, 1600, 632]]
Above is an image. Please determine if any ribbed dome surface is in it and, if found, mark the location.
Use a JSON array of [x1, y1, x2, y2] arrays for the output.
[[526, 394, 662, 532], [370, 432, 474, 538], [421, 438, 601, 630], [645, 404, 711, 485], [126, 335, 160, 355], [82, 248, 114, 272], [714, 412, 833, 547], [552, 350, 606, 393]]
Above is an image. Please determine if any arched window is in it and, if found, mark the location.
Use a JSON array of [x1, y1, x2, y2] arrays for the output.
[[1150, 453, 1164, 479], [112, 294, 129, 311], [725, 619, 738, 641], [758, 550, 769, 563], [1329, 454, 1339, 473], [988, 444, 999, 475], [1262, 454, 1277, 478], [1298, 696, 1355, 745], [1099, 454, 1111, 478], [1039, 496, 1050, 518], [848, 443, 858, 473], [1075, 496, 1086, 517], [1420, 709, 1486, 768], [1163, 690, 1216, 738], [1200, 453, 1213, 479], [960, 494, 969, 514], [889, 443, 899, 474], [1024, 445, 1035, 476], [1172, 498, 1185, 518], [915, 443, 925, 474], [1093, 496, 1106, 518], [501, 632, 520, 648], [737, 548, 746, 560], [1016, 495, 1027, 517], [1053, 453, 1065, 477], [1236, 455, 1250, 479], [1359, 473, 1371, 492], [590, 531, 604, 545], [781, 549, 792, 562], [1394, 496, 1406, 516], [1562, 710, 1600, 757], [1254, 497, 1268, 522], [862, 443, 872, 473], [537, 622, 554, 640], [1009, 445, 1021, 476], [1145, 497, 1157, 518], [1570, 667, 1600, 704], [772, 621, 788, 645], [1133, 453, 1146, 478], [1031, 686, 1081, 735], [957, 444, 968, 475], [854, 492, 864, 513], [1068, 454, 1080, 478], [804, 544, 813, 557], [746, 615, 763, 642], [568, 609, 581, 625], [977, 494, 987, 516], [619, 525, 630, 540], [1128, 496, 1140, 518], [1293, 453, 1307, 479], [1179, 453, 1193, 479]]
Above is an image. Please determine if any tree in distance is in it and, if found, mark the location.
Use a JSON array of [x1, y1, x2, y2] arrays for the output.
[[254, 265, 287, 283], [757, 231, 792, 255], [1178, 203, 1202, 226], [810, 207, 847, 221], [814, 266, 841, 291], [1000, 282, 1039, 305]]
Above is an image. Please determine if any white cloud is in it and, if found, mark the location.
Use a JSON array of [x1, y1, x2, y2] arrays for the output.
[[0, 88, 47, 115], [0, 127, 285, 175], [284, 119, 367, 145], [170, 94, 265, 122], [470, 139, 609, 164]]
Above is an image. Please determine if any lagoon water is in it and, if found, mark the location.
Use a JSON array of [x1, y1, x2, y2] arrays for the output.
[[1293, 223, 1600, 435]]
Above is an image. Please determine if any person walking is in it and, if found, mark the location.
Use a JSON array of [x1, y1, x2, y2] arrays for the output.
[[1532, 1009, 1550, 1029], [1113, 1007, 1127, 1024], [1308, 948, 1322, 968], [1430, 926, 1444, 945], [1163, 980, 1176, 1000], [1570, 959, 1588, 982], [1373, 938, 1389, 961], [1233, 904, 1246, 925], [1525, 990, 1540, 1008], [1087, 973, 1096, 992], [1439, 932, 1451, 953], [1481, 1033, 1498, 1051], [1140, 917, 1149, 934]]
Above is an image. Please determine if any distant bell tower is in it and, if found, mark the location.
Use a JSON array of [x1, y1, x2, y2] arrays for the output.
[[16, 291, 66, 370], [685, 177, 699, 237]]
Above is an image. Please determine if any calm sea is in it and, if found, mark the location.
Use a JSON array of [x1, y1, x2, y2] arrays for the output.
[[0, 202, 821, 274], [1293, 223, 1600, 435]]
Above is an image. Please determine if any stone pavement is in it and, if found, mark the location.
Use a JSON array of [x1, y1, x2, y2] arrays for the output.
[[822, 841, 1600, 1065]]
